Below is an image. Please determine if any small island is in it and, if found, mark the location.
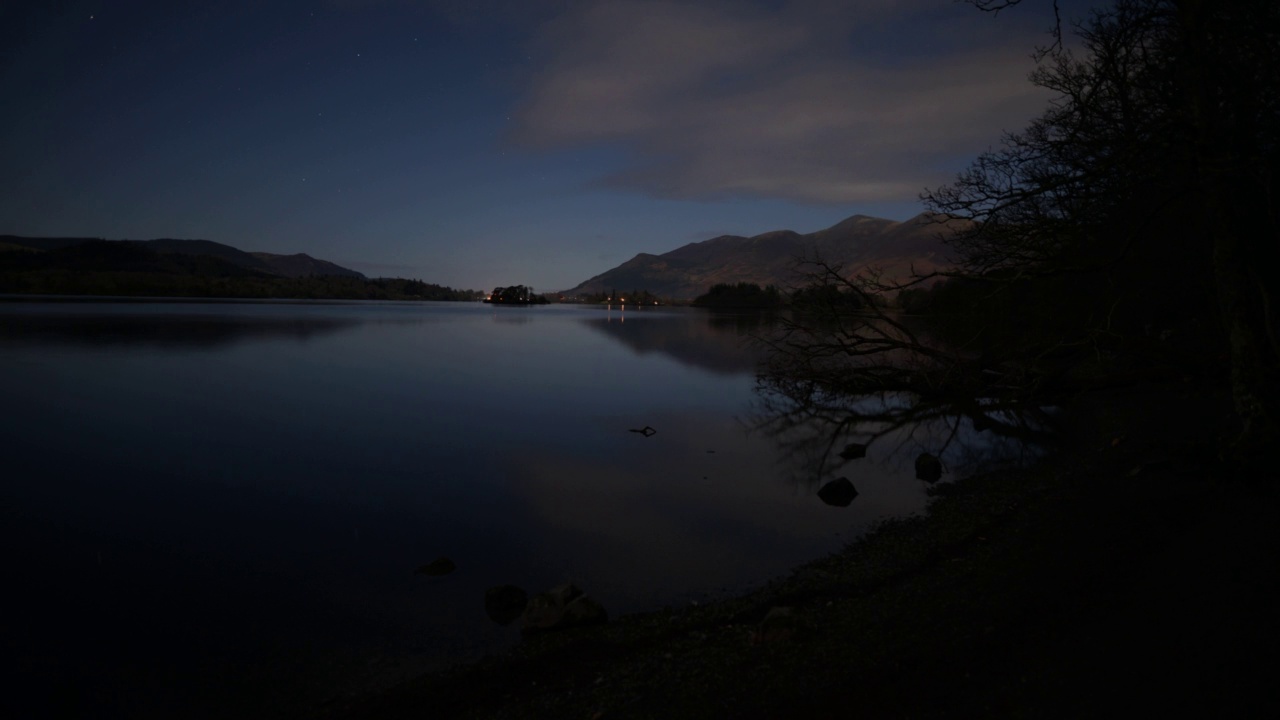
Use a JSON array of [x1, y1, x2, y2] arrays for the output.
[[484, 285, 549, 305]]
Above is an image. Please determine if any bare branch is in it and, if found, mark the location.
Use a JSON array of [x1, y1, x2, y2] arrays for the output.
[[965, 0, 1063, 53]]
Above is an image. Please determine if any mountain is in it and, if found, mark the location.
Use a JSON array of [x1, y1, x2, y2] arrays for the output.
[[0, 236, 365, 279], [561, 212, 965, 300], [250, 252, 365, 279], [0, 235, 485, 300]]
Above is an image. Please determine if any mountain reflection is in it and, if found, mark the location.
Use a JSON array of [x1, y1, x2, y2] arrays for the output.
[[579, 308, 770, 375], [489, 311, 535, 325], [0, 312, 361, 349]]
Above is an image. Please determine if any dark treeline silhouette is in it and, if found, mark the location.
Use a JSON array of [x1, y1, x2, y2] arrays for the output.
[[692, 282, 783, 309], [567, 289, 667, 305], [789, 281, 865, 311], [485, 285, 549, 304]]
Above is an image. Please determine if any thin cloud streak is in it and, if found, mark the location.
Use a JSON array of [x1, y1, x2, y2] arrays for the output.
[[511, 0, 1054, 204]]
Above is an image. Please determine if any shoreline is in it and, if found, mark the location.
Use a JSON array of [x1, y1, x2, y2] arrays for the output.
[[321, 378, 1278, 718]]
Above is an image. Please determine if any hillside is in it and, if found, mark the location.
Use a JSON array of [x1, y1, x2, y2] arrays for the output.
[[560, 213, 964, 300], [0, 235, 479, 300], [250, 252, 366, 279], [0, 236, 367, 279]]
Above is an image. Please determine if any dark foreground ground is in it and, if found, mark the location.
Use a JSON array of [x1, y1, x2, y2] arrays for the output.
[[325, 379, 1278, 719]]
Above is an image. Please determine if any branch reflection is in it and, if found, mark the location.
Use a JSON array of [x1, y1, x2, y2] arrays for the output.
[[749, 377, 1057, 492]]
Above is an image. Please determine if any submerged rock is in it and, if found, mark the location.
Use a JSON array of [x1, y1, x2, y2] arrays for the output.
[[485, 585, 529, 626], [817, 477, 858, 507], [416, 557, 457, 576], [971, 413, 995, 433], [838, 443, 868, 460], [915, 453, 943, 483]]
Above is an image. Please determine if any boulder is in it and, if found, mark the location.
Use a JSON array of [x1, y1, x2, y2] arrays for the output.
[[817, 477, 858, 507], [520, 583, 607, 633], [484, 585, 529, 626], [751, 606, 798, 645], [519, 591, 566, 631], [915, 453, 943, 483], [560, 595, 608, 627], [838, 443, 868, 460], [416, 557, 456, 576]]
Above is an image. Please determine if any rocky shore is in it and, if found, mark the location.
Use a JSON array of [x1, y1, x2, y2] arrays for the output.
[[323, 379, 1277, 719]]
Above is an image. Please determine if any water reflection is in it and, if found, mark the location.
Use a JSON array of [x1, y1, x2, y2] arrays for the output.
[[488, 310, 535, 325], [0, 311, 361, 349], [749, 382, 1056, 491], [0, 299, 960, 717], [579, 308, 769, 375]]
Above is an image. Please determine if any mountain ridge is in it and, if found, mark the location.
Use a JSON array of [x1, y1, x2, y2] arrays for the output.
[[0, 235, 366, 279], [561, 212, 964, 300]]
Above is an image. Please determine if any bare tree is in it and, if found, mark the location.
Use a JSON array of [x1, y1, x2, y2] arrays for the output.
[[760, 0, 1278, 464], [923, 0, 1279, 459]]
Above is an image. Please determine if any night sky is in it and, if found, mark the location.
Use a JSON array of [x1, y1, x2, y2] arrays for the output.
[[1, 0, 1089, 292]]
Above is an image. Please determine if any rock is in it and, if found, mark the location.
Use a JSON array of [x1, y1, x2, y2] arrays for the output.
[[520, 583, 607, 633], [817, 477, 858, 507], [548, 582, 584, 605], [838, 443, 867, 460], [560, 595, 608, 628], [915, 453, 943, 483], [752, 606, 798, 645], [519, 591, 566, 631], [416, 557, 456, 576], [484, 585, 529, 626]]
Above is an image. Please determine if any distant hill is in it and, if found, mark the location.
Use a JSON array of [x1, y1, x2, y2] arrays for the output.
[[0, 235, 481, 300], [561, 213, 966, 300], [0, 235, 366, 279], [249, 252, 365, 279]]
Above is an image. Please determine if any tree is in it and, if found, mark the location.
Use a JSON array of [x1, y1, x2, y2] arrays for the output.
[[692, 282, 783, 308], [921, 0, 1279, 457], [759, 0, 1277, 463]]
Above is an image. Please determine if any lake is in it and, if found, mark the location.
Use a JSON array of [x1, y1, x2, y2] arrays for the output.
[[1, 299, 1013, 717]]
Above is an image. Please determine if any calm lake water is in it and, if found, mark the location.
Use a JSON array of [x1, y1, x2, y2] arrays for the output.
[[1, 299, 1024, 718]]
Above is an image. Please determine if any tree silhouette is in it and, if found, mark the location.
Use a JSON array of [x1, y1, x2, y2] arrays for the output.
[[922, 0, 1278, 458], [760, 0, 1277, 463]]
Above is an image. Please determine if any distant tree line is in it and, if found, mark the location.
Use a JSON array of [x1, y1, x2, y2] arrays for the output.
[[569, 289, 667, 305], [486, 285, 550, 304], [561, 284, 870, 308], [692, 282, 784, 309]]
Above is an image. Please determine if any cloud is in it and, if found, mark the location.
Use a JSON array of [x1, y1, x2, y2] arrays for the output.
[[511, 0, 1054, 205]]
